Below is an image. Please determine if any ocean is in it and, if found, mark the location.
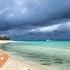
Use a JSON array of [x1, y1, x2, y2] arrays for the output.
[[1, 41, 70, 70]]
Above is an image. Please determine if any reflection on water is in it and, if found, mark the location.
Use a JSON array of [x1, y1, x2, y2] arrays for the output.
[[0, 41, 70, 70]]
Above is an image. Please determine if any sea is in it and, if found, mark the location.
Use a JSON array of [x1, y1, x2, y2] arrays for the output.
[[0, 41, 70, 70]]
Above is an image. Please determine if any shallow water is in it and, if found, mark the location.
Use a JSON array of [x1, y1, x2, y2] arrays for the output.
[[0, 41, 70, 70]]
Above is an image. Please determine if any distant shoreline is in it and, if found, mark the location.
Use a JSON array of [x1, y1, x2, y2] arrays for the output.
[[0, 40, 16, 44]]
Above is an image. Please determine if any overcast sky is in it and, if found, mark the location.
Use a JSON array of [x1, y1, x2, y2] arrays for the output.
[[0, 0, 70, 40]]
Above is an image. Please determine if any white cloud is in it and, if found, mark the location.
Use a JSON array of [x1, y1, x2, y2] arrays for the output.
[[0, 8, 9, 14], [30, 24, 61, 33], [14, 0, 24, 6], [7, 13, 15, 18], [0, 0, 47, 21], [66, 21, 70, 29], [29, 21, 70, 33]]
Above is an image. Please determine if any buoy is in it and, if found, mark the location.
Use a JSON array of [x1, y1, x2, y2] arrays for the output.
[[0, 53, 9, 67]]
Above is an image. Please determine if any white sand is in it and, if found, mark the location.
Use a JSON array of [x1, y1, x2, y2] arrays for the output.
[[0, 53, 60, 70], [0, 55, 46, 70], [0, 40, 60, 70], [0, 40, 16, 44]]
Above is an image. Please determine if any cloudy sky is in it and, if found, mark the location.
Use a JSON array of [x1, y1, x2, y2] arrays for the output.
[[0, 0, 70, 40]]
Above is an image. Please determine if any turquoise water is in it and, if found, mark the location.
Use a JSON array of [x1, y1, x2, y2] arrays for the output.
[[0, 41, 70, 70]]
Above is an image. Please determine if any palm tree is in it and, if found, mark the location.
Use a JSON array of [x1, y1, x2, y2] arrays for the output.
[[0, 36, 10, 40]]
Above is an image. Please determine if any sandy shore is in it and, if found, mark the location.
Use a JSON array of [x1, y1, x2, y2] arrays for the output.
[[0, 40, 16, 44], [0, 53, 47, 70], [0, 41, 45, 70], [0, 49, 59, 70], [0, 41, 59, 70]]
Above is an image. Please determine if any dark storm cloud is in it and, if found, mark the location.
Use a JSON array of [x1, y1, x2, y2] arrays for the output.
[[0, 0, 70, 40]]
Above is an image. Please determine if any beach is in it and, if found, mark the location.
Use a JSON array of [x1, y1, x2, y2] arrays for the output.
[[0, 41, 70, 70], [0, 41, 51, 70], [0, 51, 59, 70], [0, 50, 57, 70]]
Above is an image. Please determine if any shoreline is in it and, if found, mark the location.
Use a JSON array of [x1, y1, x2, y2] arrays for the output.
[[0, 40, 16, 44], [0, 49, 62, 70], [0, 50, 49, 70], [0, 41, 64, 70], [0, 49, 48, 70]]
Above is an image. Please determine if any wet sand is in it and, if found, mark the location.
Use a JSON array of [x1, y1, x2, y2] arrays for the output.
[[0, 49, 60, 70], [0, 41, 61, 70], [0, 50, 44, 70], [0, 40, 46, 70]]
